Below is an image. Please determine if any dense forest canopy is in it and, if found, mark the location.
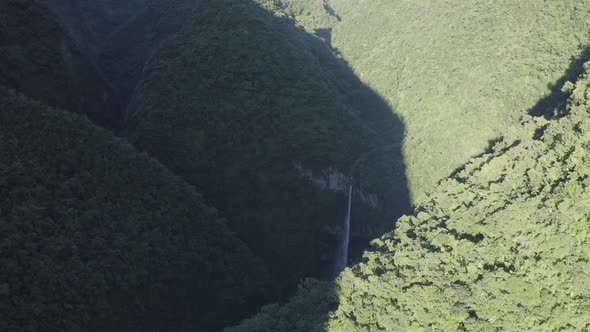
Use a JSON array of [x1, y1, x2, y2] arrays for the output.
[[228, 60, 590, 332], [0, 0, 122, 130], [323, 0, 590, 202], [38, 0, 153, 57], [0, 87, 269, 331], [98, 0, 197, 101], [1, 0, 590, 330], [125, 0, 410, 295]]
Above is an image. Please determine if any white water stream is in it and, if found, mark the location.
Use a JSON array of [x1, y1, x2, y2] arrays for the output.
[[334, 184, 352, 277]]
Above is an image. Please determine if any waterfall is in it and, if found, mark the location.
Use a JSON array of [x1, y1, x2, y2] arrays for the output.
[[334, 184, 353, 278]]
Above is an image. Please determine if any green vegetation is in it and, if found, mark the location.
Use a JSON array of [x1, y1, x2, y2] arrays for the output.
[[98, 0, 196, 101], [0, 87, 270, 331], [38, 0, 153, 57], [126, 0, 410, 294], [228, 63, 590, 331], [0, 0, 122, 130], [300, 0, 590, 202], [4, 0, 590, 330]]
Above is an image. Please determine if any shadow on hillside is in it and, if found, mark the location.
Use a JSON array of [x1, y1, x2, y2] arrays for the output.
[[233, 0, 413, 292], [529, 46, 590, 119], [98, 0, 196, 104], [114, 0, 411, 330], [221, 1, 411, 330]]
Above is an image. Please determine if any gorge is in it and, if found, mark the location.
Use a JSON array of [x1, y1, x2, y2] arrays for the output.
[[2, 0, 590, 331]]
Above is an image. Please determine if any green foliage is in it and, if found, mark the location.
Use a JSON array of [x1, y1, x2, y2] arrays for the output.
[[0, 0, 122, 130], [7, 0, 590, 330], [226, 279, 336, 332], [229, 65, 590, 331], [313, 0, 590, 202], [126, 0, 410, 294], [0, 88, 270, 331], [38, 0, 153, 57], [98, 0, 196, 101]]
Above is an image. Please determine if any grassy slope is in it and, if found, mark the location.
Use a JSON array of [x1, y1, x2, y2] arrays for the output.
[[228, 62, 590, 332], [326, 0, 590, 202], [0, 0, 122, 130], [0, 88, 270, 332], [126, 0, 410, 294]]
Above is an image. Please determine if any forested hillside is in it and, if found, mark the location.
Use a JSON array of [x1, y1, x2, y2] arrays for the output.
[[228, 63, 590, 331], [0, 0, 122, 130], [300, 0, 590, 202], [38, 0, 153, 57], [0, 88, 270, 331], [125, 0, 410, 293], [3, 0, 590, 330], [99, 0, 196, 101]]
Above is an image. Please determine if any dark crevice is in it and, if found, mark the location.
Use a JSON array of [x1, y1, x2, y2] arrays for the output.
[[487, 174, 507, 187], [483, 262, 515, 273], [402, 281, 433, 291], [452, 231, 485, 244], [485, 203, 508, 217], [419, 237, 442, 253], [436, 220, 485, 244]]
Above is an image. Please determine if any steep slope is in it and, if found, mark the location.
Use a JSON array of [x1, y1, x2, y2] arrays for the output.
[[38, 0, 153, 57], [0, 87, 269, 331], [126, 0, 410, 294], [0, 0, 122, 130], [228, 64, 590, 331], [98, 0, 196, 102], [310, 0, 590, 202]]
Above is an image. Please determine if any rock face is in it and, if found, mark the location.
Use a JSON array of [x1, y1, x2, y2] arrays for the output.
[[0, 0, 122, 130], [293, 162, 379, 208]]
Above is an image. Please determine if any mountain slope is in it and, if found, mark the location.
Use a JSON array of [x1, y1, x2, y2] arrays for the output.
[[0, 0, 121, 130], [98, 0, 196, 101], [228, 63, 590, 331], [126, 0, 410, 294], [315, 0, 590, 202], [38, 0, 153, 57], [0, 87, 269, 331]]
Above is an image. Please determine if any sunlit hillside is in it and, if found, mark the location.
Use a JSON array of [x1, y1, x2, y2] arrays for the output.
[[228, 60, 590, 332], [324, 0, 590, 201]]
